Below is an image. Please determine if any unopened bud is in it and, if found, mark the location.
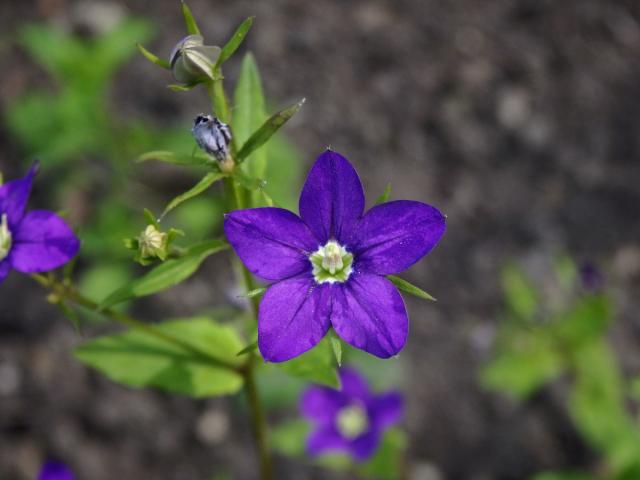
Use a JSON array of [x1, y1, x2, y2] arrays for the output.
[[138, 225, 167, 259], [192, 114, 232, 165], [170, 35, 220, 85]]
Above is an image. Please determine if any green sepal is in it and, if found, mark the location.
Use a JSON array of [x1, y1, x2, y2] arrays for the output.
[[244, 287, 266, 298], [275, 337, 340, 388], [387, 275, 436, 301], [375, 183, 392, 205], [236, 98, 306, 163], [329, 330, 343, 367], [180, 1, 201, 35], [143, 208, 160, 228], [137, 43, 170, 69], [168, 83, 196, 92], [217, 17, 254, 66], [236, 341, 258, 357]]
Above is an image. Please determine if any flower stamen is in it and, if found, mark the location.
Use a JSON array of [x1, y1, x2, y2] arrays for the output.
[[310, 240, 353, 284]]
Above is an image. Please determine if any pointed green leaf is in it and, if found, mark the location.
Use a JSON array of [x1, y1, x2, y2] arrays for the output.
[[276, 337, 339, 388], [233, 53, 267, 177], [137, 150, 214, 166], [168, 83, 196, 92], [329, 333, 342, 367], [236, 98, 305, 163], [181, 1, 201, 35], [137, 43, 171, 69], [217, 17, 254, 66], [100, 240, 228, 309], [74, 317, 244, 397], [375, 183, 392, 205], [236, 341, 258, 356], [387, 275, 436, 301], [244, 287, 266, 298], [161, 171, 226, 219], [143, 208, 160, 228]]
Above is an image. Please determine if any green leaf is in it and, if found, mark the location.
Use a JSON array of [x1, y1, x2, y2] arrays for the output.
[[75, 317, 244, 397], [236, 98, 306, 164], [137, 150, 214, 166], [244, 287, 266, 298], [501, 263, 538, 320], [143, 208, 159, 229], [387, 275, 436, 301], [358, 429, 407, 480], [160, 171, 226, 219], [480, 328, 564, 399], [554, 254, 578, 291], [276, 337, 340, 388], [100, 240, 228, 309], [137, 43, 170, 69], [168, 83, 196, 92], [329, 331, 342, 367], [233, 53, 267, 178], [181, 1, 201, 35], [217, 17, 254, 66], [271, 419, 309, 457], [551, 294, 611, 348], [375, 183, 392, 205], [236, 341, 258, 356], [533, 473, 598, 480]]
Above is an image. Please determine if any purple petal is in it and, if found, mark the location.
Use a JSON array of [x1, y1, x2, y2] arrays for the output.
[[224, 208, 318, 281], [10, 210, 80, 273], [38, 461, 75, 480], [369, 391, 404, 429], [0, 165, 36, 228], [0, 259, 10, 284], [258, 275, 332, 362], [300, 385, 348, 423], [349, 429, 381, 461], [306, 424, 348, 456], [339, 367, 371, 402], [299, 150, 365, 244], [351, 200, 446, 275], [331, 273, 408, 358]]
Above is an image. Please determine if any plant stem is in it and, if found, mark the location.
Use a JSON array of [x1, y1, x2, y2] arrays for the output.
[[30, 273, 239, 372]]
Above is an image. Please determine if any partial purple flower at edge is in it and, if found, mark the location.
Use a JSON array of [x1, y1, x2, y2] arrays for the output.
[[38, 460, 75, 480], [224, 150, 446, 362], [579, 262, 603, 292], [0, 165, 80, 284], [301, 367, 403, 462]]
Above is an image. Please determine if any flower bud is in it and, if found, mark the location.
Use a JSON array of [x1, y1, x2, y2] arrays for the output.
[[137, 224, 167, 260], [192, 114, 233, 165], [169, 35, 221, 85]]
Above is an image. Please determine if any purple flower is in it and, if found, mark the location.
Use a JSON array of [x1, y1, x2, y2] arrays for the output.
[[0, 166, 80, 284], [224, 150, 446, 362], [38, 460, 75, 480], [579, 262, 603, 292], [300, 367, 403, 462]]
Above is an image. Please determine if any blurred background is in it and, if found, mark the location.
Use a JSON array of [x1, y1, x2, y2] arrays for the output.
[[1, 0, 640, 479]]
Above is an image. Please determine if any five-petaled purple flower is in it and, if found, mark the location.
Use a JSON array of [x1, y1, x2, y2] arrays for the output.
[[0, 165, 80, 284], [224, 150, 446, 362], [38, 460, 75, 480], [301, 367, 403, 461]]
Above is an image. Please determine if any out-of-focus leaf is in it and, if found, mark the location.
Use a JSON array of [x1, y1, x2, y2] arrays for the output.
[[100, 240, 228, 309], [481, 329, 564, 399], [271, 419, 310, 457], [329, 331, 342, 367], [275, 338, 340, 388], [264, 134, 302, 211], [551, 295, 611, 348], [217, 17, 254, 66], [375, 183, 392, 205], [533, 473, 598, 480], [554, 254, 578, 291], [501, 263, 538, 320], [75, 317, 244, 397], [160, 172, 226, 219], [137, 43, 170, 69], [181, 1, 201, 35], [236, 98, 305, 164], [388, 275, 436, 301], [236, 342, 258, 356], [358, 429, 407, 480], [137, 150, 214, 166]]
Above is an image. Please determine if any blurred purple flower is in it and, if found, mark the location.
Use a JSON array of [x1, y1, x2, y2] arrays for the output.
[[579, 262, 603, 292], [0, 165, 80, 284], [224, 150, 446, 362], [300, 367, 403, 462], [38, 460, 75, 480]]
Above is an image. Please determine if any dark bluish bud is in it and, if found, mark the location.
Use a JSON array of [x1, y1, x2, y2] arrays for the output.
[[192, 114, 233, 167], [169, 35, 220, 85], [579, 262, 603, 292]]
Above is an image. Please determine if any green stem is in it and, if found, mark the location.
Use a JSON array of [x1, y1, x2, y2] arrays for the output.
[[30, 273, 239, 372]]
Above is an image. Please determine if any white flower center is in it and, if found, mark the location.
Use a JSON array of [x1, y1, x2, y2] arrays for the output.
[[336, 404, 369, 439], [0, 214, 12, 261], [310, 240, 353, 284]]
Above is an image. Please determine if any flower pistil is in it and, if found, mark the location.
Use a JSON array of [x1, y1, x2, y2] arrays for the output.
[[0, 214, 12, 261], [310, 240, 353, 284]]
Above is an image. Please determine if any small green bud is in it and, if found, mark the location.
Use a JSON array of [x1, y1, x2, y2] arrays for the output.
[[169, 35, 220, 85], [137, 224, 168, 260]]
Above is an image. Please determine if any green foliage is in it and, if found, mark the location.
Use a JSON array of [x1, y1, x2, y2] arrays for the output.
[[375, 183, 392, 205], [75, 317, 244, 397], [483, 258, 640, 479], [160, 172, 227, 219], [217, 17, 254, 66], [274, 337, 340, 388], [180, 1, 202, 36], [100, 240, 228, 309], [388, 275, 436, 302]]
